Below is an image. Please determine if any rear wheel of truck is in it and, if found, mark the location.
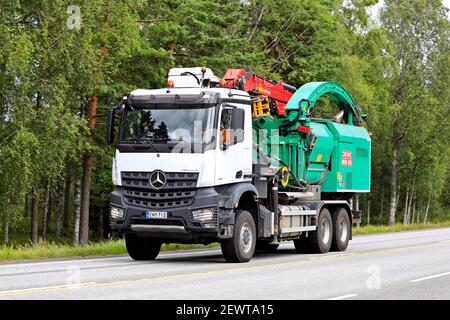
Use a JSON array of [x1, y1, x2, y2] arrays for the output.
[[331, 207, 350, 251], [221, 210, 256, 263], [125, 234, 161, 261], [306, 208, 333, 254]]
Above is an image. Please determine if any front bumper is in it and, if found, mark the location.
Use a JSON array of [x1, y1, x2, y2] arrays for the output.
[[109, 186, 232, 241]]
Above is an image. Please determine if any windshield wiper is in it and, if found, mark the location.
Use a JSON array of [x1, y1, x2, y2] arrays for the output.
[[120, 138, 160, 152]]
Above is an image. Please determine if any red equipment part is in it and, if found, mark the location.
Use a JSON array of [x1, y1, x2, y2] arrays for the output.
[[222, 69, 296, 117]]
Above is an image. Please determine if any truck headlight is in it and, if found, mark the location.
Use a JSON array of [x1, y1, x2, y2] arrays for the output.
[[110, 206, 125, 220], [190, 208, 216, 222]]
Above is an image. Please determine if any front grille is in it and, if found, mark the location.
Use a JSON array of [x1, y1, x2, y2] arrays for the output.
[[122, 171, 198, 209]]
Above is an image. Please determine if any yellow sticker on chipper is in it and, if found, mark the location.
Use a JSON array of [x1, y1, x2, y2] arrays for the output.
[[316, 154, 323, 162]]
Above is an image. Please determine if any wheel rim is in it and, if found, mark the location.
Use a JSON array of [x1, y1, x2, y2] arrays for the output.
[[339, 217, 348, 242], [321, 218, 331, 244], [240, 222, 253, 254]]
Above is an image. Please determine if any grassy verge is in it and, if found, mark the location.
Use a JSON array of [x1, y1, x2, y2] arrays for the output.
[[1, 221, 449, 262], [0, 241, 219, 262], [352, 220, 450, 236]]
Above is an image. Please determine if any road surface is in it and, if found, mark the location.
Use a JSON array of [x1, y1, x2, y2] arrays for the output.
[[0, 227, 449, 300]]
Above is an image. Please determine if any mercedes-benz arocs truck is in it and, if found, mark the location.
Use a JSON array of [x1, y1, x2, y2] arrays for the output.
[[106, 67, 371, 263]]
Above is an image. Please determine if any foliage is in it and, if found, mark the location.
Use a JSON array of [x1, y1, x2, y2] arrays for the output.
[[0, 0, 448, 244]]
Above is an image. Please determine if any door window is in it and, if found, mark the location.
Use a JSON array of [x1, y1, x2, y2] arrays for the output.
[[220, 106, 245, 147]]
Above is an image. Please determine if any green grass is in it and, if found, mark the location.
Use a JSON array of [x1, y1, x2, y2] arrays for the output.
[[0, 240, 219, 262], [352, 220, 450, 236], [1, 221, 449, 262]]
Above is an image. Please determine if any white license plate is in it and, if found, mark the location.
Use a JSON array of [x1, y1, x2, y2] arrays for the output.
[[145, 211, 168, 219]]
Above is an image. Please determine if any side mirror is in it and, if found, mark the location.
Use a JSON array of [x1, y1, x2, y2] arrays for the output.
[[106, 109, 115, 144]]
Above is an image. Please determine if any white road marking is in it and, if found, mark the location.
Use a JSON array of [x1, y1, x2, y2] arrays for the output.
[[326, 293, 358, 300], [409, 272, 450, 283]]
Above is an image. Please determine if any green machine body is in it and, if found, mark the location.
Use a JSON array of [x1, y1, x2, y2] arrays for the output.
[[252, 81, 371, 196]]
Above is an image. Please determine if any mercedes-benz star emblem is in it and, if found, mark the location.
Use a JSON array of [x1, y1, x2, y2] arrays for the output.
[[149, 170, 167, 189]]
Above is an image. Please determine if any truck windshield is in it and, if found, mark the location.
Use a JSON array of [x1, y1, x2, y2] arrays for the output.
[[120, 105, 216, 149]]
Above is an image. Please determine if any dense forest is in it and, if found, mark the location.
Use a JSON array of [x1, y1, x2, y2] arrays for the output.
[[0, 0, 448, 245]]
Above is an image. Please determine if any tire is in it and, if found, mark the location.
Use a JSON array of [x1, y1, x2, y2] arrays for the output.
[[125, 233, 161, 261], [306, 208, 333, 254], [221, 210, 256, 263], [255, 240, 279, 253], [331, 208, 351, 251]]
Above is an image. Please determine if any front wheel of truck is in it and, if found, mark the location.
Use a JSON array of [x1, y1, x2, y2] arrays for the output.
[[125, 234, 161, 261], [221, 210, 256, 263]]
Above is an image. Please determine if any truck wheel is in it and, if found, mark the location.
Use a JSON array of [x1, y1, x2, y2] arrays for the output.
[[221, 210, 256, 263], [331, 208, 350, 251], [307, 208, 333, 254], [255, 240, 279, 253], [125, 234, 161, 261]]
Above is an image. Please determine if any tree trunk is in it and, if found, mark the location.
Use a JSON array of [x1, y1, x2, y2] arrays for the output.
[[379, 183, 385, 217], [388, 145, 399, 225], [403, 188, 409, 224], [394, 185, 400, 214], [80, 153, 93, 246], [354, 195, 360, 228], [79, 97, 97, 245], [416, 202, 421, 224], [63, 168, 72, 234], [424, 191, 431, 224], [98, 207, 104, 239], [3, 216, 9, 243], [55, 184, 64, 240], [407, 182, 415, 224], [367, 199, 371, 225], [30, 190, 39, 243], [73, 173, 82, 244], [24, 195, 29, 218], [42, 183, 50, 241], [79, 95, 97, 246], [48, 195, 53, 232]]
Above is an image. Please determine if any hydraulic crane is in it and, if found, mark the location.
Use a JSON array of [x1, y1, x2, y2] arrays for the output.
[[223, 69, 297, 117]]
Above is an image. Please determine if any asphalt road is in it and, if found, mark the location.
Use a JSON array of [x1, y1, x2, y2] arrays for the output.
[[0, 227, 450, 300]]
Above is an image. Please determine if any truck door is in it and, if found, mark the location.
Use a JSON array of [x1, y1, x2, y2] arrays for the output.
[[215, 104, 252, 185]]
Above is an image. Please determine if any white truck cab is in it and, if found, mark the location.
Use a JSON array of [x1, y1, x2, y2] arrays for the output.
[[107, 68, 263, 261]]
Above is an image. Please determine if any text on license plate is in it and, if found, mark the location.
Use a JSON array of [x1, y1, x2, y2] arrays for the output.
[[145, 211, 168, 219]]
